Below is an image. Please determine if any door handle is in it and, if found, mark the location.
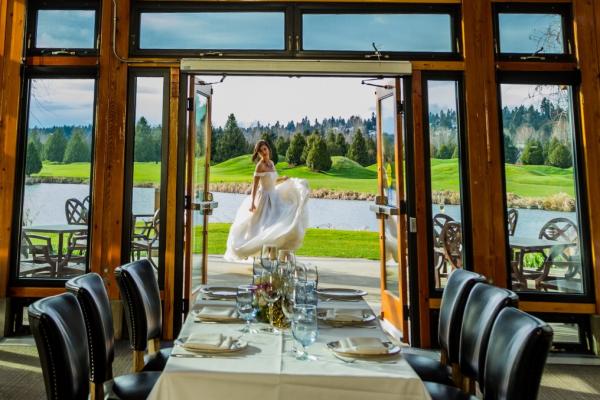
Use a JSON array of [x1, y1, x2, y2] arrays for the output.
[[369, 204, 399, 219]]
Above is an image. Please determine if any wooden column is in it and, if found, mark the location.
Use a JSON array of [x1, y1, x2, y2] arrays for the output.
[[573, 0, 600, 312], [90, 0, 130, 298], [462, 0, 507, 286], [0, 0, 25, 300]]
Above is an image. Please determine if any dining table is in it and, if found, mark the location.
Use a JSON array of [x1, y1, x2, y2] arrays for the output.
[[22, 224, 87, 268], [147, 289, 431, 400]]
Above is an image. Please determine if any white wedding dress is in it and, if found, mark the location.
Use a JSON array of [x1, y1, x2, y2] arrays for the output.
[[224, 170, 309, 261]]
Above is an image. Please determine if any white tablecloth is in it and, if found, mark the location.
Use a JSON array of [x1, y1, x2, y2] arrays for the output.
[[148, 297, 430, 400]]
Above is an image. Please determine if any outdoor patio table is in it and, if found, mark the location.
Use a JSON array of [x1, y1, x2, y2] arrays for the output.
[[148, 292, 431, 400], [22, 224, 87, 273]]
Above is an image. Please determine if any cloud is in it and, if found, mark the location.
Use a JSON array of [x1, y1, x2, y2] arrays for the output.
[[29, 79, 95, 127]]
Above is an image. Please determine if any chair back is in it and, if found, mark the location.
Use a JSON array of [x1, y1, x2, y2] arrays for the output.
[[65, 198, 87, 225], [459, 284, 519, 391], [115, 259, 162, 350], [66, 273, 115, 383], [28, 293, 89, 400], [507, 208, 518, 236], [441, 221, 463, 269], [438, 269, 486, 364], [483, 307, 553, 400], [433, 213, 454, 246], [539, 217, 579, 257]]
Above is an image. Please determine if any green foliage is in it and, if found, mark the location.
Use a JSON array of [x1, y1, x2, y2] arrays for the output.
[[451, 145, 459, 159], [44, 129, 68, 162], [335, 133, 348, 157], [504, 135, 519, 164], [25, 140, 43, 175], [214, 114, 248, 163], [523, 253, 545, 270], [306, 137, 332, 172], [521, 139, 545, 165], [29, 131, 44, 159], [347, 129, 370, 166], [275, 136, 290, 157], [63, 131, 91, 163], [547, 141, 572, 168], [366, 135, 377, 165], [260, 132, 278, 164], [302, 133, 320, 164], [436, 143, 455, 159], [325, 130, 340, 155], [134, 117, 161, 162], [286, 133, 306, 166]]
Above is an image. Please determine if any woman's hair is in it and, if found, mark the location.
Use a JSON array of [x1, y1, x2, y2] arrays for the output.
[[252, 139, 271, 163]]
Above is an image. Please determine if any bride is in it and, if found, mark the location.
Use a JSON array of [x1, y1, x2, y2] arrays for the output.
[[224, 140, 310, 261]]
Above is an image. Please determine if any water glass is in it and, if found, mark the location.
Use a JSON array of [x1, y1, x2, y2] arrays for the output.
[[294, 280, 317, 306], [261, 244, 278, 271], [260, 269, 282, 333], [277, 249, 296, 272], [236, 285, 257, 333], [291, 304, 318, 360], [305, 263, 319, 288]]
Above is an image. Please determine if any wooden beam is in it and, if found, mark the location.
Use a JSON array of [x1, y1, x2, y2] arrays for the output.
[[462, 0, 508, 286], [411, 61, 465, 71], [0, 0, 25, 298], [26, 56, 98, 67], [7, 287, 65, 298], [573, 0, 600, 314], [495, 61, 578, 72]]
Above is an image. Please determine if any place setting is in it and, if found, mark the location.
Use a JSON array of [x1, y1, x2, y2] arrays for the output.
[[173, 332, 248, 358], [317, 308, 378, 328], [326, 336, 402, 364], [199, 285, 238, 301]]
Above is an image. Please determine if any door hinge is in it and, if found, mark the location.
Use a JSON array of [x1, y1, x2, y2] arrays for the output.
[[399, 200, 407, 214], [186, 97, 194, 111], [396, 100, 404, 114]]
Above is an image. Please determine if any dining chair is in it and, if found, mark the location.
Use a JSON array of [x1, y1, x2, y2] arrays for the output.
[[65, 198, 88, 256], [19, 232, 57, 277], [457, 283, 519, 394], [507, 208, 518, 236], [115, 259, 172, 372], [432, 213, 454, 287], [66, 273, 160, 400], [131, 209, 160, 270], [28, 293, 90, 400], [403, 269, 486, 386], [441, 221, 463, 272], [424, 307, 553, 400]]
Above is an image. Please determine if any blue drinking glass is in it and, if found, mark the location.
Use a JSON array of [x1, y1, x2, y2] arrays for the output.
[[291, 304, 318, 360], [236, 284, 257, 333]]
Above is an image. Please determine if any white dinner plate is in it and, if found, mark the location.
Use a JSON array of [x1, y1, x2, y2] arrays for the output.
[[327, 340, 400, 358], [317, 288, 367, 299], [200, 286, 238, 299], [318, 310, 376, 326], [176, 336, 247, 354]]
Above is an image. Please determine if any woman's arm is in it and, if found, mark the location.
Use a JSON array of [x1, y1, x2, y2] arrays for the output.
[[250, 167, 262, 212]]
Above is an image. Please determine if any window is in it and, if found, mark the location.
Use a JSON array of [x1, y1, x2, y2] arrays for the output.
[[494, 4, 572, 60], [423, 76, 469, 290], [16, 75, 96, 281], [137, 11, 285, 51], [499, 76, 588, 295], [27, 2, 99, 55]]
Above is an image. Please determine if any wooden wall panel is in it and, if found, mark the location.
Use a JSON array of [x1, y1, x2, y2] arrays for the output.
[[0, 0, 25, 298], [573, 0, 600, 312], [90, 0, 130, 298], [461, 0, 507, 286]]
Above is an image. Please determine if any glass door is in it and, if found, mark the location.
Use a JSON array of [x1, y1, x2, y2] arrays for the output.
[[184, 77, 218, 306], [371, 78, 410, 341]]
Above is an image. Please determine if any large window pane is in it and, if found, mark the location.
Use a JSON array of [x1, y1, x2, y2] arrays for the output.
[[303, 14, 453, 52], [36, 10, 96, 49], [426, 80, 466, 289], [498, 13, 565, 55], [139, 12, 285, 50], [500, 83, 584, 294], [19, 78, 95, 279], [129, 77, 165, 272]]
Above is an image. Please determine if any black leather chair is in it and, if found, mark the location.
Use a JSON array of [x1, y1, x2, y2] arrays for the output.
[[457, 283, 519, 394], [66, 273, 161, 400], [424, 307, 553, 400], [403, 269, 485, 386], [115, 259, 172, 372], [29, 293, 89, 400]]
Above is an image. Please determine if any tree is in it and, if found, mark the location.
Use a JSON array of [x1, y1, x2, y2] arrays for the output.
[[347, 129, 370, 166], [134, 117, 156, 162], [521, 139, 545, 165], [44, 129, 68, 162], [547, 141, 572, 168], [335, 133, 348, 157], [306, 137, 332, 172], [325, 130, 340, 155], [215, 114, 248, 162], [29, 131, 44, 159], [63, 131, 91, 163], [275, 136, 289, 157], [302, 133, 319, 164], [503, 135, 519, 164], [436, 143, 454, 159], [366, 135, 377, 165], [260, 132, 278, 164], [286, 133, 306, 165], [25, 140, 42, 175]]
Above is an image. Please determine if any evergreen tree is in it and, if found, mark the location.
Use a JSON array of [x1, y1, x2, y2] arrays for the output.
[[366, 135, 377, 165], [44, 129, 68, 162], [286, 133, 306, 166], [347, 129, 370, 166], [134, 117, 155, 162], [260, 132, 278, 164], [302, 133, 319, 164], [548, 142, 572, 168], [503, 135, 519, 164], [306, 137, 332, 172], [325, 130, 340, 156], [436, 143, 454, 159], [335, 133, 348, 157], [29, 131, 44, 160], [215, 114, 248, 162], [25, 140, 42, 176], [275, 136, 290, 158], [63, 131, 91, 163], [543, 138, 561, 165], [521, 139, 545, 165]]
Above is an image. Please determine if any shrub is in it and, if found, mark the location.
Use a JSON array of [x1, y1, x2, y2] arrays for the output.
[[286, 133, 306, 165], [521, 139, 545, 165], [547, 142, 572, 168], [25, 140, 43, 175], [347, 129, 370, 166], [306, 137, 332, 171]]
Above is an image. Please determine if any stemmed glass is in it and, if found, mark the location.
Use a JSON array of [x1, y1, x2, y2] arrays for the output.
[[304, 263, 319, 288], [260, 268, 282, 333], [236, 284, 258, 334], [291, 304, 318, 360], [261, 244, 278, 272]]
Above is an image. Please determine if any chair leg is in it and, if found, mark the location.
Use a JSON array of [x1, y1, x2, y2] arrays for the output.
[[90, 381, 104, 400], [148, 337, 160, 354], [133, 350, 145, 372]]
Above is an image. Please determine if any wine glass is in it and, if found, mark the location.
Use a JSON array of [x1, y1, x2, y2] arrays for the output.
[[236, 285, 257, 333], [261, 244, 278, 272], [291, 304, 318, 360], [260, 269, 282, 334], [305, 263, 319, 288], [277, 249, 296, 272]]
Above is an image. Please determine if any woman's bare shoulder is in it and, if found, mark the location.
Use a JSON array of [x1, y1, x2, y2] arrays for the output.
[[255, 161, 268, 173]]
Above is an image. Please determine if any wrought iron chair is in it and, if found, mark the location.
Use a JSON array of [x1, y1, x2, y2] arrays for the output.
[[20, 231, 85, 278], [433, 213, 454, 287], [441, 221, 463, 274], [65, 198, 89, 256], [131, 209, 160, 270], [507, 208, 518, 236]]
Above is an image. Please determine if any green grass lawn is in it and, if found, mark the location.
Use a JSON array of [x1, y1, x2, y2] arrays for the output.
[[32, 155, 576, 198], [204, 223, 379, 259]]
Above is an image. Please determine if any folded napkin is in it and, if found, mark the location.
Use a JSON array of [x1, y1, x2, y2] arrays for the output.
[[325, 309, 365, 322], [195, 306, 237, 321], [337, 337, 388, 355], [182, 333, 233, 351]]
